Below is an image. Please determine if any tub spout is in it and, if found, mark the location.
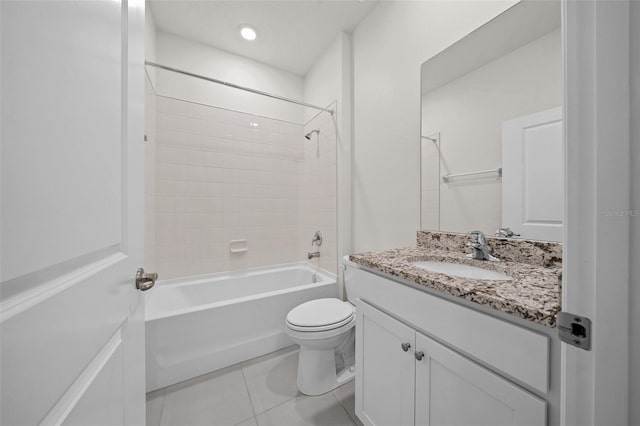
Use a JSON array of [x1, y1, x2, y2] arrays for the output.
[[308, 251, 320, 260]]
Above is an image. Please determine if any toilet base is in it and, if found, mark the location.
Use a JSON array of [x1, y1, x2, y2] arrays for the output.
[[297, 345, 355, 395]]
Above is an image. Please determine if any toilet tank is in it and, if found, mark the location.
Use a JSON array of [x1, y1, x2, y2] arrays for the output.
[[342, 255, 364, 303]]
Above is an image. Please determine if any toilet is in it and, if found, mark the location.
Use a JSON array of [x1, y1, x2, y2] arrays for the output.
[[286, 298, 356, 395]]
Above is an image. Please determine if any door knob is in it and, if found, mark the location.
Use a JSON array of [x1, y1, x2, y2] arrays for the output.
[[415, 351, 425, 361], [401, 342, 411, 352], [136, 268, 157, 291]]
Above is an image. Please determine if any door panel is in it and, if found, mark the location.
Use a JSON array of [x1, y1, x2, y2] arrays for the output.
[[1, 0, 123, 282], [502, 107, 563, 241], [355, 300, 415, 426], [0, 1, 145, 425], [415, 332, 546, 426]]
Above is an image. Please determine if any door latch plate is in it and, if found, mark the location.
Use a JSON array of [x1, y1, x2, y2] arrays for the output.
[[557, 311, 591, 350]]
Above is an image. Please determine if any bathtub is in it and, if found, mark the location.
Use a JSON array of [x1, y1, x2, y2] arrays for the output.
[[145, 262, 337, 392]]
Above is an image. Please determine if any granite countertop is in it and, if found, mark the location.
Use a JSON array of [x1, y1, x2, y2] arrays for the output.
[[349, 235, 562, 327]]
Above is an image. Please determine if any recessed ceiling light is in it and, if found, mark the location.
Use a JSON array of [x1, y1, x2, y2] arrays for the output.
[[239, 25, 257, 41]]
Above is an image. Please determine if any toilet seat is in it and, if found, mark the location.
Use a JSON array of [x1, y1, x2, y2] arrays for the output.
[[286, 298, 355, 332]]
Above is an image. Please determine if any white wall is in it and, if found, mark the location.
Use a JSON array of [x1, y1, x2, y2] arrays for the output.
[[145, 3, 157, 86], [422, 29, 562, 234], [352, 0, 517, 251], [155, 32, 304, 123], [303, 33, 352, 290], [629, 2, 640, 423]]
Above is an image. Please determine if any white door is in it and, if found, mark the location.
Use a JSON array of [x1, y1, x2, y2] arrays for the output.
[[562, 0, 631, 424], [502, 107, 563, 242], [355, 300, 415, 426], [414, 332, 546, 426], [1, 1, 146, 425]]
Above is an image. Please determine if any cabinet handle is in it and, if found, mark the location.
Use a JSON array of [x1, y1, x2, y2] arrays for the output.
[[415, 351, 425, 361], [401, 342, 411, 352]]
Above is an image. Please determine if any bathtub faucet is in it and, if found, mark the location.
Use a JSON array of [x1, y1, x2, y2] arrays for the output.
[[308, 251, 320, 260]]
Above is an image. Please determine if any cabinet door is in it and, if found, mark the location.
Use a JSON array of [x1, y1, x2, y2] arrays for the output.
[[356, 301, 416, 426], [414, 332, 546, 426]]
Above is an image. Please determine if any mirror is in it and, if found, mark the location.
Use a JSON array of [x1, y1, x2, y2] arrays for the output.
[[420, 0, 563, 241]]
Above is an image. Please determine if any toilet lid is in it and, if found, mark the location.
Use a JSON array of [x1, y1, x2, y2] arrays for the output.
[[286, 298, 354, 329]]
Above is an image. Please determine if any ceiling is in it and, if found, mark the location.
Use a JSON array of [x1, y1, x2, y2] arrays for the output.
[[148, 0, 378, 76]]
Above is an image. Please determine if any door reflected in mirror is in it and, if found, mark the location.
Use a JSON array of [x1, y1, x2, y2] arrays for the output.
[[420, 0, 563, 242]]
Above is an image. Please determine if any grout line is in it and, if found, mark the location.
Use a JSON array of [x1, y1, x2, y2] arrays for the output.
[[331, 387, 360, 426], [239, 365, 258, 418], [252, 393, 302, 418], [153, 392, 166, 426], [330, 391, 353, 421], [233, 416, 258, 426]]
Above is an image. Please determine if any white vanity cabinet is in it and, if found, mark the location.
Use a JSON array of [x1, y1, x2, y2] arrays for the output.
[[356, 301, 547, 426], [346, 262, 552, 426]]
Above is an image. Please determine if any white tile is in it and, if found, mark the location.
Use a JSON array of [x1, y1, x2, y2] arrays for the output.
[[156, 112, 168, 130], [146, 391, 164, 426], [157, 163, 187, 181], [187, 150, 206, 166], [160, 365, 254, 426], [187, 102, 206, 119], [156, 96, 168, 113], [188, 165, 207, 182], [255, 393, 355, 426], [157, 147, 188, 165], [157, 129, 187, 146], [187, 118, 206, 135], [205, 151, 226, 167], [242, 347, 300, 414], [166, 98, 187, 116], [206, 167, 226, 183], [166, 114, 188, 132]]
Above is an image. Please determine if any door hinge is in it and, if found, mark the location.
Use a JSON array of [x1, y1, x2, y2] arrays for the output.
[[557, 312, 591, 350]]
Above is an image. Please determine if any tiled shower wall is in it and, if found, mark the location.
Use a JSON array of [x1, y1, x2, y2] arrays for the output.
[[300, 112, 337, 274], [152, 96, 336, 280]]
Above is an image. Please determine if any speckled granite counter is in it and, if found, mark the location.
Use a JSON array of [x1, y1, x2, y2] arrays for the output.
[[349, 231, 562, 327]]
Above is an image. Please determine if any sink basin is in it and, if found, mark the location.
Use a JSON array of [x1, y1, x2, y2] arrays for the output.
[[411, 261, 512, 281]]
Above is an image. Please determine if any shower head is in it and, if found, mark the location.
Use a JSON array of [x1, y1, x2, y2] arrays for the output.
[[304, 129, 320, 140]]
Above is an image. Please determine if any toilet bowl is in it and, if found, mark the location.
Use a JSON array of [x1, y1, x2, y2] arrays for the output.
[[286, 298, 356, 395]]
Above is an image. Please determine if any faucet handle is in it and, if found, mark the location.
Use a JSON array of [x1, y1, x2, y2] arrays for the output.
[[495, 227, 520, 238], [311, 230, 323, 246]]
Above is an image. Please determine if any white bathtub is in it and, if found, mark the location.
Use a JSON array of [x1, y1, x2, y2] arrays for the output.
[[145, 262, 337, 392]]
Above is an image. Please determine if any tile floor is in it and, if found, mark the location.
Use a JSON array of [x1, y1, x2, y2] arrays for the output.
[[146, 346, 363, 426]]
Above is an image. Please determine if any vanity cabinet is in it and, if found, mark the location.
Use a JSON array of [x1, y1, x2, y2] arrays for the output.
[[355, 300, 547, 426]]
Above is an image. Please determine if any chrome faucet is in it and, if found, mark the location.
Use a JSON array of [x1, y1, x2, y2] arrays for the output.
[[308, 251, 320, 260], [467, 231, 500, 261]]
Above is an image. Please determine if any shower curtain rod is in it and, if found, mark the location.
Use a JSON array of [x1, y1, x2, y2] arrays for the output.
[[145, 61, 334, 115]]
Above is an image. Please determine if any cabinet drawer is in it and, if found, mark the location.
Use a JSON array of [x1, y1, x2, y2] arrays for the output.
[[347, 266, 549, 393]]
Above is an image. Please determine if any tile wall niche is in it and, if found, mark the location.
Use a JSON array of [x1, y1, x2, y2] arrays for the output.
[[153, 96, 336, 280]]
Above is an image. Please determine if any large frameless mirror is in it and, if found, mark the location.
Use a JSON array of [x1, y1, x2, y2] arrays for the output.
[[420, 0, 563, 241]]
